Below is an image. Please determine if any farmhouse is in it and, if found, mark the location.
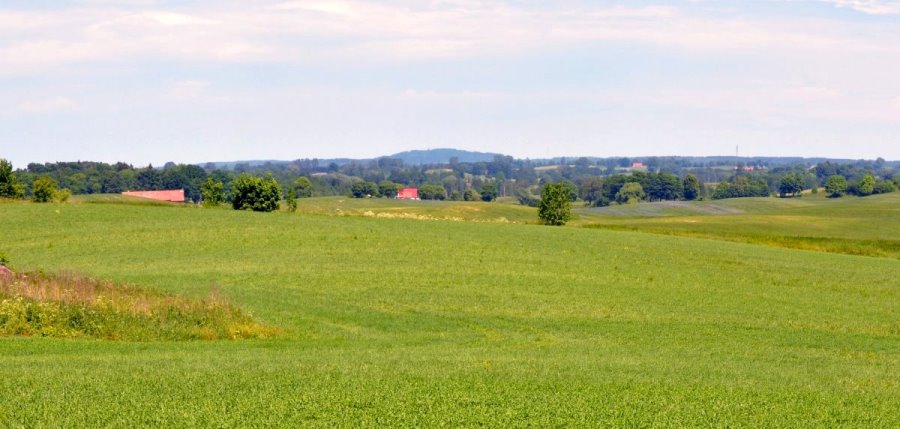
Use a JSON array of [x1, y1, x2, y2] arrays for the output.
[[396, 187, 419, 200], [122, 190, 186, 203]]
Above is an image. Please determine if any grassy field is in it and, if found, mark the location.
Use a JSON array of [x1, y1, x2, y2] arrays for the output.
[[1, 198, 898, 426], [577, 193, 900, 259]]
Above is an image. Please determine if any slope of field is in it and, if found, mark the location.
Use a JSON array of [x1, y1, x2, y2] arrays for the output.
[[1, 201, 898, 427], [577, 193, 900, 258]]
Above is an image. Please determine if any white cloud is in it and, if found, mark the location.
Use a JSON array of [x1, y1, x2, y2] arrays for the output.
[[822, 0, 900, 15], [16, 96, 78, 114], [2, 1, 899, 76]]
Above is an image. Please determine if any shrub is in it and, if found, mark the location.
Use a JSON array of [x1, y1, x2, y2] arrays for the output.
[[55, 188, 72, 203], [32, 176, 58, 203]]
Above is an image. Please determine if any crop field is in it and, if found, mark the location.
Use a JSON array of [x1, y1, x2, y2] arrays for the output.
[[1, 197, 899, 427], [578, 193, 900, 259]]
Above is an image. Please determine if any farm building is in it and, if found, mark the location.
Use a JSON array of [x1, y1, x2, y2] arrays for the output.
[[396, 188, 419, 200], [122, 190, 186, 203]]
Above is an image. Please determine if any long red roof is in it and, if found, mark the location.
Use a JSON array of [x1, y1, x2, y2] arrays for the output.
[[122, 190, 185, 202]]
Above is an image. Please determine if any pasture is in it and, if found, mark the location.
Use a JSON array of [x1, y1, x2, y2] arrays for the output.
[[1, 197, 898, 427]]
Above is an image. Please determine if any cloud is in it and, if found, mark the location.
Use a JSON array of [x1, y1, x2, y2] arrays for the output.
[[16, 97, 78, 114], [822, 0, 900, 15], [2, 0, 898, 76]]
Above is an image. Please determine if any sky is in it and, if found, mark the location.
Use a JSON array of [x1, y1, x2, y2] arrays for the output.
[[1, 0, 899, 167]]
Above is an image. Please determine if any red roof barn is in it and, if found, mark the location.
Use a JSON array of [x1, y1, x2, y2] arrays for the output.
[[396, 187, 419, 200], [122, 190, 186, 203]]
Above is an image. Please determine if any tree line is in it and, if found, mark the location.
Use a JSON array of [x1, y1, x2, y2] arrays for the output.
[[3, 155, 897, 210]]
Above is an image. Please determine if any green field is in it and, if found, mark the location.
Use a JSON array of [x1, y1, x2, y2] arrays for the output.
[[1, 197, 899, 426], [577, 193, 900, 259]]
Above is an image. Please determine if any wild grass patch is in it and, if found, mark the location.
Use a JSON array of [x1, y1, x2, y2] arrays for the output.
[[0, 271, 276, 341]]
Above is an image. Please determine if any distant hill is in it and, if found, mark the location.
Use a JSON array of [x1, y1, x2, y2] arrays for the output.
[[386, 149, 501, 165]]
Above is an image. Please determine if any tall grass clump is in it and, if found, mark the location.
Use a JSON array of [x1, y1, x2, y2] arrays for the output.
[[0, 271, 276, 341]]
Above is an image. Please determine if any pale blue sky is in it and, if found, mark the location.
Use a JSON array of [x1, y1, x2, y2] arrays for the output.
[[2, 0, 899, 167]]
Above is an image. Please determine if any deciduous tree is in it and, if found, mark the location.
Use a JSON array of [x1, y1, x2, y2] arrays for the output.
[[538, 182, 573, 226]]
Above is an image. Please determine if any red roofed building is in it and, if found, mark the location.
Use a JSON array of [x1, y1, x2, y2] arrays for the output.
[[396, 187, 419, 200], [122, 189, 186, 203]]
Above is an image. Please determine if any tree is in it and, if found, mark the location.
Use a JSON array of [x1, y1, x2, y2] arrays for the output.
[[463, 189, 481, 201], [285, 188, 297, 212], [857, 174, 876, 196], [231, 174, 282, 212], [378, 180, 400, 198], [682, 174, 701, 200], [578, 176, 604, 206], [0, 159, 24, 199], [538, 182, 572, 226], [293, 177, 313, 198], [538, 182, 573, 226], [778, 172, 804, 197], [419, 184, 446, 200], [480, 182, 498, 202], [616, 182, 645, 204], [201, 178, 225, 207], [824, 175, 847, 198], [351, 181, 379, 198], [32, 176, 58, 203]]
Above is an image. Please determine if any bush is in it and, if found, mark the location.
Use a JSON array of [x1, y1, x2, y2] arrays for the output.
[[55, 188, 72, 203], [32, 176, 58, 203], [464, 189, 481, 202], [231, 174, 282, 212]]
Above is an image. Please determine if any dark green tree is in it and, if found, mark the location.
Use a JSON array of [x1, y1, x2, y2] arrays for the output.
[[201, 178, 225, 207], [480, 182, 498, 202], [778, 172, 804, 197], [682, 174, 701, 200], [378, 180, 400, 198], [824, 175, 847, 198], [578, 176, 604, 206], [0, 159, 24, 199], [32, 176, 58, 203], [419, 184, 446, 200], [538, 182, 573, 226], [351, 181, 380, 198], [231, 174, 282, 212]]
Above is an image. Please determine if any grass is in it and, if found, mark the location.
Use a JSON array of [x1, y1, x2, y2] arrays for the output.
[[0, 271, 274, 341], [0, 198, 898, 426], [577, 192, 900, 258]]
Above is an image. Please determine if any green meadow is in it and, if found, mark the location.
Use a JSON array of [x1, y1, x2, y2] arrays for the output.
[[1, 196, 898, 427]]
